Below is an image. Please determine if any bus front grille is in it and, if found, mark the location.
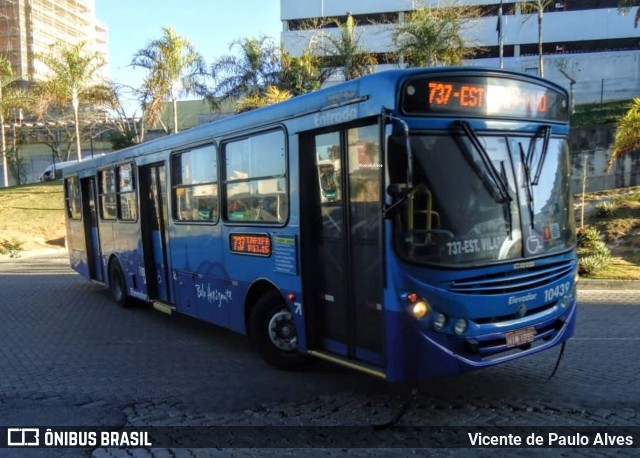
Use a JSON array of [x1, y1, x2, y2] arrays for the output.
[[448, 260, 574, 295]]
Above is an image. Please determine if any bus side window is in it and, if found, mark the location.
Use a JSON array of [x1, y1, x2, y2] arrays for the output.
[[172, 144, 218, 223], [117, 163, 138, 221], [223, 130, 288, 224], [98, 168, 117, 220], [64, 176, 81, 220]]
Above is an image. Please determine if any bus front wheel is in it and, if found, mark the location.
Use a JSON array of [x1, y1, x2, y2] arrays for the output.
[[250, 291, 308, 370], [109, 260, 131, 308]]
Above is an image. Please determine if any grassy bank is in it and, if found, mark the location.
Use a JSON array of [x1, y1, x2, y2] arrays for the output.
[[0, 182, 66, 253], [577, 186, 640, 280]]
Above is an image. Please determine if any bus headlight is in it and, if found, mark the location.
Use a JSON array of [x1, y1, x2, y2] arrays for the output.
[[454, 319, 468, 335], [405, 292, 430, 319], [411, 300, 430, 319], [433, 313, 446, 331]]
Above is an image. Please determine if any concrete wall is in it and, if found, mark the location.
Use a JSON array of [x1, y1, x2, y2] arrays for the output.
[[569, 124, 640, 194], [473, 51, 640, 105]]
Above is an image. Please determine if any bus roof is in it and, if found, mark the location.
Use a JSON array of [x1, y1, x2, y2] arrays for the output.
[[63, 67, 568, 176]]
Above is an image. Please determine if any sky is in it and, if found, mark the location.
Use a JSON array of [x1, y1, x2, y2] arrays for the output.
[[95, 0, 282, 113]]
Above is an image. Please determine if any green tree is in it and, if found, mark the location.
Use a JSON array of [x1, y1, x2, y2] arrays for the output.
[[0, 57, 31, 187], [235, 85, 291, 113], [36, 42, 111, 162], [209, 36, 281, 102], [211, 36, 328, 111], [618, 1, 640, 27], [393, 2, 482, 67], [607, 98, 640, 172], [132, 27, 207, 135], [105, 82, 142, 147], [279, 48, 326, 96], [314, 14, 377, 81]]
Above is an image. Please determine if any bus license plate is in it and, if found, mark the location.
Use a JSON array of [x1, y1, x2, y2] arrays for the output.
[[506, 327, 536, 347]]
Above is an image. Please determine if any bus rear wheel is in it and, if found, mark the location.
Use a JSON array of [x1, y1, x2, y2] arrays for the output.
[[250, 291, 309, 370], [109, 260, 131, 308]]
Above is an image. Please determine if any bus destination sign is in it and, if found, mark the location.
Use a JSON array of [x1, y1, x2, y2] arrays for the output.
[[230, 233, 271, 256], [402, 75, 568, 121]]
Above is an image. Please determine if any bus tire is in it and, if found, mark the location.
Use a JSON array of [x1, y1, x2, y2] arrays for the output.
[[109, 260, 131, 308], [250, 291, 308, 370]]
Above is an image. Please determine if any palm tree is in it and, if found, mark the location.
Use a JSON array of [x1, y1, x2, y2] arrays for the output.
[[235, 85, 292, 113], [607, 98, 640, 172], [393, 2, 482, 67], [618, 1, 640, 27], [314, 14, 377, 81], [279, 48, 326, 96], [132, 27, 207, 135], [520, 0, 553, 77], [209, 36, 281, 101], [37, 42, 111, 162]]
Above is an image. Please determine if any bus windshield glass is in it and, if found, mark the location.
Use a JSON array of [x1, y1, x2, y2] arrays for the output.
[[390, 132, 576, 266]]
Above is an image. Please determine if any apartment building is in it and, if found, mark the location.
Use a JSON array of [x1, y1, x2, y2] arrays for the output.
[[280, 0, 640, 104], [0, 0, 108, 82]]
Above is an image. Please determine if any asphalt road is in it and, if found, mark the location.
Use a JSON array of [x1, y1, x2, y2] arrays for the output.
[[0, 252, 638, 457]]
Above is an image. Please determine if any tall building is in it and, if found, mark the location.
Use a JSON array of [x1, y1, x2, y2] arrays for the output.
[[280, 0, 640, 104], [0, 0, 108, 82]]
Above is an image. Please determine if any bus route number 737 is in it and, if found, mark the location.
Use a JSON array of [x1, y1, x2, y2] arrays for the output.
[[446, 239, 480, 255]]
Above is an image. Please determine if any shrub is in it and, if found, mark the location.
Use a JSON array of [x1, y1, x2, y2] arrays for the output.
[[576, 227, 611, 276], [579, 253, 612, 276], [595, 201, 617, 218], [596, 201, 616, 216], [0, 238, 24, 258]]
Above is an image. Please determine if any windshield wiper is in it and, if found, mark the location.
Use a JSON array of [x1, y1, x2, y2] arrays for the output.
[[519, 142, 535, 227], [456, 121, 513, 238], [499, 160, 513, 239], [456, 121, 511, 204], [520, 125, 551, 228], [531, 125, 551, 186]]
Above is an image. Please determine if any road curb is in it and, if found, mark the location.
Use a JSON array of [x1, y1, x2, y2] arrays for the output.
[[577, 278, 640, 291]]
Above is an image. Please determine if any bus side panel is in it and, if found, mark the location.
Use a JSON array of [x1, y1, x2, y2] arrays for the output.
[[106, 222, 147, 300], [168, 227, 231, 327], [98, 221, 114, 285], [220, 225, 304, 338]]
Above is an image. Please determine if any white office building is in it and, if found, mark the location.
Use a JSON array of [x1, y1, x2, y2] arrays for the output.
[[280, 0, 640, 105]]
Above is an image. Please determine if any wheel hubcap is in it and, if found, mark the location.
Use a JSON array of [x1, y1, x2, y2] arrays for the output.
[[268, 309, 297, 351]]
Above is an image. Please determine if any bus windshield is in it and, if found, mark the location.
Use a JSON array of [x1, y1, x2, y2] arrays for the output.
[[390, 131, 576, 266]]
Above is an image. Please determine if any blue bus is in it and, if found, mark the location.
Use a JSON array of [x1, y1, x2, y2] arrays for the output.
[[63, 68, 577, 382]]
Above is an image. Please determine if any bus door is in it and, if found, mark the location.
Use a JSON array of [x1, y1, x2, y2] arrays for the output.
[[300, 123, 385, 367], [139, 163, 171, 303], [80, 177, 103, 282]]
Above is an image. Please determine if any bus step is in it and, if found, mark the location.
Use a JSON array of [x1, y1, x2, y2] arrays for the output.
[[152, 301, 175, 315], [308, 350, 386, 379]]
